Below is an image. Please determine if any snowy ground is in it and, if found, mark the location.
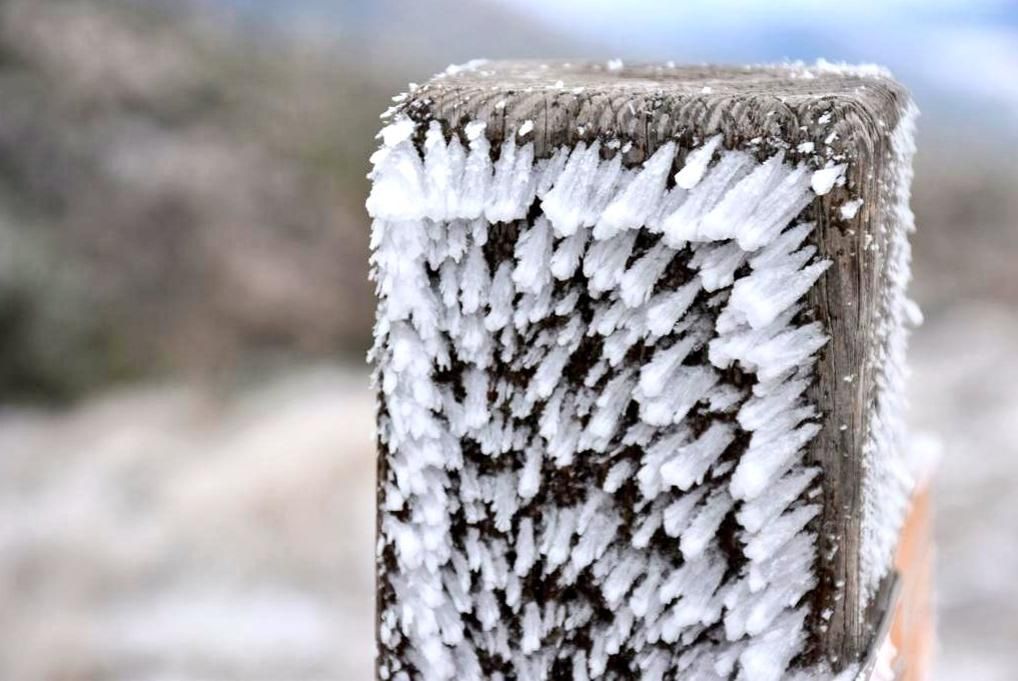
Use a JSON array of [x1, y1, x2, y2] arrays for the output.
[[909, 304, 1018, 681], [0, 369, 376, 681], [0, 305, 1014, 680]]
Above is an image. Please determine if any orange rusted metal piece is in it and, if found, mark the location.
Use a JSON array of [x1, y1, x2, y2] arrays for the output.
[[889, 484, 935, 681]]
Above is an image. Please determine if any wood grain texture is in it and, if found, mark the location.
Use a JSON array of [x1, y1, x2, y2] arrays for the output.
[[392, 60, 912, 671]]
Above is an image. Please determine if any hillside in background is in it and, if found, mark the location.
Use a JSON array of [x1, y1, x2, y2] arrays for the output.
[[0, 0, 380, 400], [0, 0, 1014, 402]]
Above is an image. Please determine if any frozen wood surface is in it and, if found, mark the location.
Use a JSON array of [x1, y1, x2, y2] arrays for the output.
[[376, 60, 914, 677]]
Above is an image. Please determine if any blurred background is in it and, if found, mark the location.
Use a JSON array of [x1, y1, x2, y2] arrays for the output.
[[0, 1, 1014, 679]]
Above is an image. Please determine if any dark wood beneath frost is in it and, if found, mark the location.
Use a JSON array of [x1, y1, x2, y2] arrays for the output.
[[404, 61, 908, 167], [387, 60, 911, 672]]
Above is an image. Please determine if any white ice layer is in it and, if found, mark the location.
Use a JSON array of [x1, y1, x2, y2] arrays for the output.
[[369, 108, 912, 681], [858, 102, 921, 605]]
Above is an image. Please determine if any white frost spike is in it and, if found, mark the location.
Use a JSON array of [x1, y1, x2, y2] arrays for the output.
[[674, 134, 722, 189], [708, 305, 800, 369], [692, 242, 748, 292], [637, 365, 718, 427], [522, 602, 542, 653], [660, 556, 726, 635], [603, 553, 646, 607], [727, 260, 831, 329], [628, 557, 664, 618], [603, 460, 635, 493], [514, 518, 536, 575], [513, 217, 553, 294], [638, 427, 686, 500], [738, 378, 810, 432], [737, 609, 807, 681], [743, 323, 828, 382], [492, 472, 520, 532], [469, 215, 488, 245], [459, 245, 489, 314], [583, 153, 627, 228], [423, 122, 456, 220], [658, 548, 724, 608], [638, 332, 703, 399], [435, 256, 458, 309], [446, 136, 468, 219], [632, 505, 663, 548], [647, 182, 689, 233], [661, 422, 736, 491], [390, 519, 423, 569], [734, 165, 814, 251], [811, 163, 847, 195], [542, 507, 579, 568], [840, 197, 864, 219], [698, 152, 788, 241], [749, 222, 814, 270], [530, 345, 572, 401], [573, 654, 591, 681], [663, 487, 708, 537], [731, 422, 821, 501], [542, 141, 602, 236], [539, 388, 566, 441], [487, 140, 536, 223], [518, 444, 543, 499], [714, 641, 748, 677], [586, 370, 636, 444], [738, 467, 819, 534], [573, 507, 620, 571], [550, 228, 589, 280], [366, 137, 426, 220], [554, 290, 581, 318], [464, 119, 486, 141], [442, 220, 469, 264], [708, 384, 744, 413], [379, 115, 415, 146], [462, 368, 490, 429], [536, 147, 570, 198], [485, 263, 515, 332], [620, 240, 675, 307], [595, 142, 676, 239], [663, 150, 755, 244], [584, 231, 638, 295], [590, 298, 630, 337], [745, 505, 820, 563], [680, 488, 734, 559], [646, 280, 700, 337], [460, 122, 491, 218], [748, 531, 815, 594]]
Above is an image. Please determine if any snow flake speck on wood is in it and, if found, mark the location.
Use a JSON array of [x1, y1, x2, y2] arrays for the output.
[[369, 60, 917, 681]]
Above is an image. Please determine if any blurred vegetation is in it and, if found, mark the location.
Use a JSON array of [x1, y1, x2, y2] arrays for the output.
[[911, 130, 1018, 313], [0, 0, 1014, 404], [0, 0, 392, 401]]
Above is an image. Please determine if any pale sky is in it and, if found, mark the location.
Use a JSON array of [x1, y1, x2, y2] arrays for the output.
[[495, 0, 1018, 126]]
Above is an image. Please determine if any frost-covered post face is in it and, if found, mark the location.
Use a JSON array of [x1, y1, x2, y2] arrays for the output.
[[368, 61, 918, 681]]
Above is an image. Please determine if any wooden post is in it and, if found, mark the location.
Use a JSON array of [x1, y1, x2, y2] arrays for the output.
[[369, 61, 920, 680]]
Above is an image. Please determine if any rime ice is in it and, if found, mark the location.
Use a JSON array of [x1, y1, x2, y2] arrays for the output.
[[371, 62, 918, 681]]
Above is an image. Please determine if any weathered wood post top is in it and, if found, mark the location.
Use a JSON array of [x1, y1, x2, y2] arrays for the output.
[[368, 60, 921, 681]]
